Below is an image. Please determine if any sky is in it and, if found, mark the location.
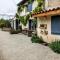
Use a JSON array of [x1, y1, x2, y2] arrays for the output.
[[0, 0, 22, 19]]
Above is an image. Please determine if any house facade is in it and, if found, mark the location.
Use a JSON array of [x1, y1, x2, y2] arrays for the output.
[[17, 0, 38, 31], [12, 0, 60, 42], [32, 0, 60, 43]]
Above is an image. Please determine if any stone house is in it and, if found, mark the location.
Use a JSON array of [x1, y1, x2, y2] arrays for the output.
[[12, 0, 60, 42]]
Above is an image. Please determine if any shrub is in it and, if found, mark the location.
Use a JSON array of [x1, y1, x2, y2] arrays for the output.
[[17, 29, 22, 33], [0, 19, 11, 28], [31, 34, 44, 43], [10, 29, 21, 34], [5, 20, 11, 28], [0, 23, 5, 29], [18, 25, 22, 32], [49, 41, 60, 54]]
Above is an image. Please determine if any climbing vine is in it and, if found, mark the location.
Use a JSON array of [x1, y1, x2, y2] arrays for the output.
[[27, 0, 34, 4], [17, 5, 26, 14], [19, 14, 30, 26], [17, 0, 33, 14], [33, 0, 44, 13], [16, 0, 44, 26]]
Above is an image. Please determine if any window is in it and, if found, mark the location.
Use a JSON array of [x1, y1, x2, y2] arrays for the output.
[[51, 15, 60, 35], [27, 4, 32, 12], [40, 24, 47, 29]]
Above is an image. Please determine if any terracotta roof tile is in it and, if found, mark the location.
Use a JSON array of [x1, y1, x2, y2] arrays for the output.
[[32, 7, 60, 16]]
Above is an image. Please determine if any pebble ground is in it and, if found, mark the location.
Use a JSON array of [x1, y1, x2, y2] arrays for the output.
[[0, 30, 60, 60]]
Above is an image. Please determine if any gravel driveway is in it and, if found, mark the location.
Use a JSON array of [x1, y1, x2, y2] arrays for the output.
[[0, 30, 60, 60]]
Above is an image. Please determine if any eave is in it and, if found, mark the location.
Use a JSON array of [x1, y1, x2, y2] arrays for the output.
[[17, 0, 27, 6], [32, 7, 60, 17]]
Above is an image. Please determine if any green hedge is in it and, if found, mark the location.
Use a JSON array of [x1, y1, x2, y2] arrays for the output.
[[49, 41, 60, 54], [31, 34, 44, 43], [10, 29, 21, 34]]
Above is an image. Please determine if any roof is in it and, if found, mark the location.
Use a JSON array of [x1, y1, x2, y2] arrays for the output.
[[32, 7, 60, 17], [17, 0, 27, 6]]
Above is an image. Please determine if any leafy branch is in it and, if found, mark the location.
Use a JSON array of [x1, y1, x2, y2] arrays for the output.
[[33, 0, 44, 13]]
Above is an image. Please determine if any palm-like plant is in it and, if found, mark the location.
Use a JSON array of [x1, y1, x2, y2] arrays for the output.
[[17, 6, 22, 14], [17, 5, 25, 14], [28, 0, 34, 4], [37, 0, 44, 3], [15, 13, 19, 19], [19, 14, 30, 26]]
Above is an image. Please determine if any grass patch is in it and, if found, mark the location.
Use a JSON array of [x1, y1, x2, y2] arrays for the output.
[[31, 34, 44, 43], [49, 41, 60, 54]]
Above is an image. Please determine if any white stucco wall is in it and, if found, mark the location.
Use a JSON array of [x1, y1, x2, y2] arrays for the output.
[[11, 17, 16, 30], [20, 8, 26, 16], [45, 0, 48, 10], [19, 7, 29, 29], [32, 0, 38, 10], [20, 22, 28, 30], [37, 17, 51, 35], [37, 16, 60, 43], [20, 6, 29, 16], [10, 20, 14, 29], [45, 0, 60, 10], [13, 20, 16, 30], [36, 16, 54, 43]]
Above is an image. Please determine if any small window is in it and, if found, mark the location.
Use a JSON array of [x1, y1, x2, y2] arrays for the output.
[[40, 24, 47, 29], [27, 4, 32, 12]]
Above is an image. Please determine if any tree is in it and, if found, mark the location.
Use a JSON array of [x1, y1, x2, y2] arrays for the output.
[[5, 20, 11, 28], [0, 23, 5, 29], [0, 18, 11, 28]]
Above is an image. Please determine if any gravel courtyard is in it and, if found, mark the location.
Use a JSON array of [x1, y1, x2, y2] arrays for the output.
[[0, 30, 60, 60]]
